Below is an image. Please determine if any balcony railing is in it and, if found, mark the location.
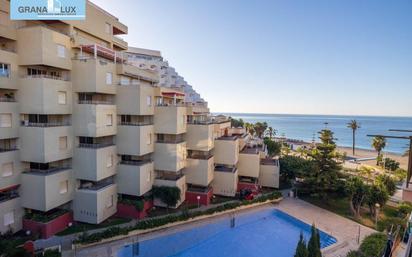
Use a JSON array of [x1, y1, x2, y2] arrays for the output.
[[21, 121, 71, 127], [188, 153, 213, 160], [156, 138, 185, 144], [0, 192, 19, 204], [118, 121, 153, 126], [120, 159, 152, 166], [25, 166, 71, 175], [78, 181, 114, 191], [0, 96, 16, 102], [0, 147, 18, 153], [78, 100, 114, 105], [23, 74, 70, 81], [78, 142, 115, 149], [155, 173, 184, 181], [187, 120, 213, 125], [215, 165, 237, 173]]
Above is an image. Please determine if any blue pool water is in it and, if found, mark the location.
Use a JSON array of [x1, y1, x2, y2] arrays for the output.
[[117, 209, 337, 257]]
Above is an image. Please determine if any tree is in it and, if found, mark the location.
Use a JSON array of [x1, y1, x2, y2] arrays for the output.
[[294, 232, 309, 257], [244, 122, 253, 133], [307, 224, 322, 257], [346, 176, 368, 219], [372, 136, 387, 164], [265, 126, 277, 140], [152, 186, 181, 210], [296, 146, 308, 159], [264, 137, 281, 157], [253, 122, 268, 138], [305, 129, 342, 199], [359, 166, 374, 184], [366, 184, 389, 217], [375, 174, 396, 196], [230, 117, 244, 128], [347, 120, 361, 156], [279, 155, 315, 182]]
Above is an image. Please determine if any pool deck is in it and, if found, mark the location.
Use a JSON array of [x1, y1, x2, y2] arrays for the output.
[[70, 197, 376, 257], [275, 197, 376, 257]]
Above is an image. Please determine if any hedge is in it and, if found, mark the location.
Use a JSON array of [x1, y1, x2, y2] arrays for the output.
[[75, 191, 282, 245]]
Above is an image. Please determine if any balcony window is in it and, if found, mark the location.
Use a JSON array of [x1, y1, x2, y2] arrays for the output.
[[0, 63, 10, 78], [59, 180, 68, 194], [3, 211, 14, 226], [1, 162, 13, 178], [78, 136, 114, 148], [22, 114, 70, 127], [58, 91, 67, 105], [106, 114, 113, 126], [57, 44, 66, 58], [59, 136, 67, 150], [106, 72, 112, 85], [0, 113, 12, 128]]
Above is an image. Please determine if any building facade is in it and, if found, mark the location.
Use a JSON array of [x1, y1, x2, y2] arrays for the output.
[[0, 0, 279, 236]]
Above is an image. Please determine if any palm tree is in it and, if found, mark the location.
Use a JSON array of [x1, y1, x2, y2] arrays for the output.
[[347, 120, 360, 156], [372, 136, 387, 164], [265, 126, 277, 140]]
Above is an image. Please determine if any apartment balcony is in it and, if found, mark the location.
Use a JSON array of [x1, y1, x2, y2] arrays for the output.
[[19, 77, 72, 114], [0, 24, 17, 40], [73, 183, 117, 224], [17, 26, 71, 70], [73, 144, 117, 182], [117, 84, 154, 115], [238, 133, 251, 151], [0, 149, 20, 190], [184, 154, 214, 187], [117, 160, 154, 197], [238, 147, 261, 178], [186, 103, 210, 115], [0, 49, 18, 89], [186, 123, 214, 151], [117, 124, 154, 156], [154, 141, 187, 172], [212, 166, 238, 197], [0, 196, 23, 234], [116, 63, 158, 83], [112, 36, 128, 50], [0, 101, 18, 139], [154, 105, 187, 134], [153, 174, 186, 208], [73, 103, 117, 137], [19, 125, 73, 163], [214, 136, 239, 166], [21, 168, 74, 212], [259, 159, 280, 189], [72, 58, 116, 94]]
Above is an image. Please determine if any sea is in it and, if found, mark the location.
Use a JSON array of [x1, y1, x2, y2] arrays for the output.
[[217, 113, 412, 155]]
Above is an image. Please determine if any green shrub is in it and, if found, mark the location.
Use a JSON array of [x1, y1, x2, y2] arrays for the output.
[[359, 233, 387, 257], [75, 191, 282, 245], [346, 250, 360, 257], [152, 186, 181, 208], [399, 202, 412, 217]]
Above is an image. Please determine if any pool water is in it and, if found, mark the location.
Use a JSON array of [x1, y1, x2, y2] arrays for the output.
[[118, 209, 337, 257]]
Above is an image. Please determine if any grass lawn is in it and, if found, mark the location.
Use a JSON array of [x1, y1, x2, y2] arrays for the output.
[[301, 194, 406, 233], [56, 217, 131, 236]]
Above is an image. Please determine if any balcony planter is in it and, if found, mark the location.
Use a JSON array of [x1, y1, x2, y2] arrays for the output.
[[186, 187, 213, 206], [116, 199, 153, 219], [23, 210, 73, 239]]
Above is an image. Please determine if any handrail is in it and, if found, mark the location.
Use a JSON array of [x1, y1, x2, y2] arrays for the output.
[[21, 121, 71, 127], [78, 100, 114, 105], [23, 75, 70, 82], [78, 142, 115, 149], [118, 122, 153, 126], [0, 97, 16, 102]]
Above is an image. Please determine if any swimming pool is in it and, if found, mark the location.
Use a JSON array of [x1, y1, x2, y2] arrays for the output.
[[118, 209, 337, 257]]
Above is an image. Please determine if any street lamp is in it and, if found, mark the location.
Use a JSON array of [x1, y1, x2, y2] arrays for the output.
[[375, 203, 381, 228], [197, 195, 201, 208]]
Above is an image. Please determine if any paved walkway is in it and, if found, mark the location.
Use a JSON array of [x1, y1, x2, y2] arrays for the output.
[[275, 197, 376, 257]]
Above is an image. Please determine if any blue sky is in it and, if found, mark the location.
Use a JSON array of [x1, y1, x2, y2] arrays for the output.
[[93, 0, 412, 116]]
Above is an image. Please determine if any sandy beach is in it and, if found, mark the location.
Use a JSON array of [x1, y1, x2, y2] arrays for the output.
[[336, 146, 409, 169]]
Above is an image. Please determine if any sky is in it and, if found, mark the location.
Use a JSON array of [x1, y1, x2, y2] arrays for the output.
[[93, 0, 412, 117]]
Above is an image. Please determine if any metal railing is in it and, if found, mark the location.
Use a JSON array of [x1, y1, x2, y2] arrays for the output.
[[78, 142, 115, 149], [0, 70, 10, 78], [0, 96, 16, 102], [26, 166, 71, 175], [78, 100, 114, 105], [21, 121, 71, 127], [0, 147, 18, 153], [118, 121, 153, 126], [120, 159, 152, 166], [23, 74, 70, 81]]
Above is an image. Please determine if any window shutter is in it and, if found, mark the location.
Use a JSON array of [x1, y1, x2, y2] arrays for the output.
[[3, 211, 14, 226], [58, 91, 67, 104], [2, 162, 13, 177], [0, 114, 12, 128]]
